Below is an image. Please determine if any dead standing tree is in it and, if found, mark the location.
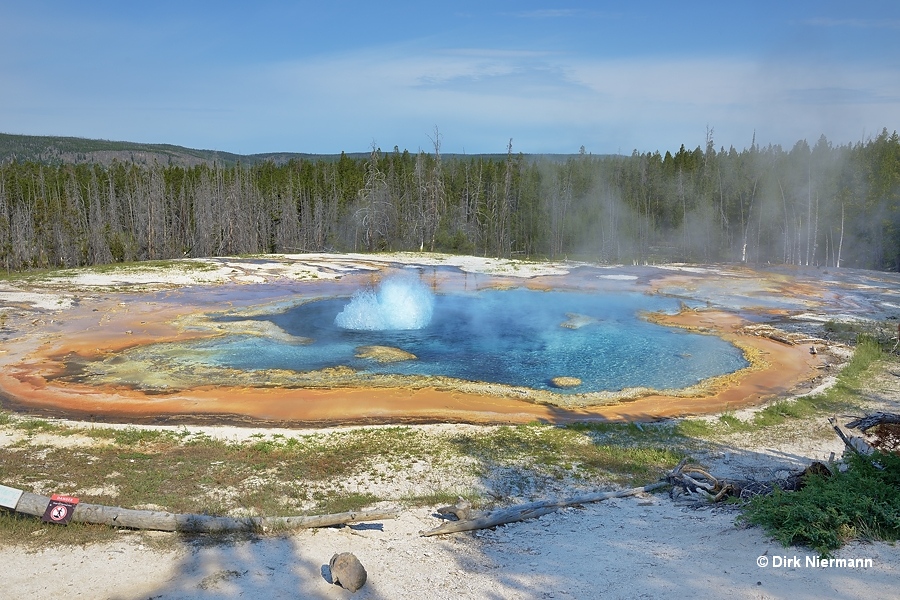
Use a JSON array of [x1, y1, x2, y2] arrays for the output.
[[353, 146, 394, 251], [414, 127, 445, 252]]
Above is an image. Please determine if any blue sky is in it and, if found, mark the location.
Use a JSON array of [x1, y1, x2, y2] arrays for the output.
[[2, 1, 899, 155]]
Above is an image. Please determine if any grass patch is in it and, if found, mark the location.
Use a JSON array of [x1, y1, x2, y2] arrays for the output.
[[401, 489, 482, 509], [672, 419, 716, 438], [741, 451, 900, 556], [310, 492, 381, 515], [15, 419, 60, 435], [833, 335, 885, 382], [0, 267, 67, 283], [733, 337, 900, 555], [0, 512, 121, 547], [675, 336, 885, 437], [54, 259, 221, 277], [450, 422, 683, 485], [0, 416, 688, 545], [823, 320, 899, 348]]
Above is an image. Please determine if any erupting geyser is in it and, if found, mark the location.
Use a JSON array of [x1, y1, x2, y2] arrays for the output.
[[334, 275, 435, 331]]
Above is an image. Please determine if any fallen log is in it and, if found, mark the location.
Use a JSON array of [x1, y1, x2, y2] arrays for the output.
[[845, 412, 900, 453], [11, 491, 397, 533], [420, 482, 666, 537], [845, 412, 900, 433]]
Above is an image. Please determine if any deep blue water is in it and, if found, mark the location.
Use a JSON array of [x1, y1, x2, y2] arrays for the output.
[[193, 288, 748, 394]]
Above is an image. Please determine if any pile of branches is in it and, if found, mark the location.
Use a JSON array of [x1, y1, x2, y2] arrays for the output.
[[669, 411, 900, 505], [833, 411, 900, 455], [666, 458, 831, 504]]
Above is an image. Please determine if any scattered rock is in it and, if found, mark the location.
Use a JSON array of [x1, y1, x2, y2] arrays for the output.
[[355, 345, 417, 363], [329, 552, 367, 592], [437, 498, 476, 521], [559, 313, 599, 329], [551, 376, 582, 388]]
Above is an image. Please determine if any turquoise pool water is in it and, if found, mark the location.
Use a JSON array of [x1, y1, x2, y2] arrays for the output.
[[196, 281, 748, 394]]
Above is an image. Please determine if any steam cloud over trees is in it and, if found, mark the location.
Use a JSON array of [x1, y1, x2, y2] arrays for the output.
[[0, 129, 898, 272]]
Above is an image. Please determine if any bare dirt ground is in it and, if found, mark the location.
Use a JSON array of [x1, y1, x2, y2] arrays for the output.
[[2, 373, 897, 599], [2, 254, 899, 598], [3, 394, 899, 600]]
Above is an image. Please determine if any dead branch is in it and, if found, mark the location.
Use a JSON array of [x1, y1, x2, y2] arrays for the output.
[[830, 417, 875, 455], [681, 467, 718, 488], [680, 472, 715, 492], [667, 459, 832, 503], [739, 324, 825, 347], [845, 412, 900, 433], [829, 417, 861, 454], [712, 484, 736, 502], [845, 412, 900, 453], [420, 482, 667, 537]]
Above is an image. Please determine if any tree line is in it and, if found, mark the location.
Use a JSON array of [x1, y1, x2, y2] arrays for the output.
[[0, 129, 898, 273]]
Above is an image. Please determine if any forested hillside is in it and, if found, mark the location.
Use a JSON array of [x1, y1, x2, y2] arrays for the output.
[[1, 130, 898, 272], [0, 133, 361, 168]]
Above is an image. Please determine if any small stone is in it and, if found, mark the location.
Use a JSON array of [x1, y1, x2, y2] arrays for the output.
[[354, 345, 416, 363], [559, 313, 599, 329], [550, 376, 582, 388], [329, 552, 367, 593]]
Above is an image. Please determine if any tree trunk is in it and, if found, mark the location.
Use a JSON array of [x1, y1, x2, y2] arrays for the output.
[[12, 491, 397, 533], [837, 202, 844, 268]]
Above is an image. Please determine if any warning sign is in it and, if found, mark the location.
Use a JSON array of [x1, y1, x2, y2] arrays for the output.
[[42, 494, 79, 525]]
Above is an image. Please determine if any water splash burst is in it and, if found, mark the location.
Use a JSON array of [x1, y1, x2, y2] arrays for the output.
[[334, 275, 435, 331]]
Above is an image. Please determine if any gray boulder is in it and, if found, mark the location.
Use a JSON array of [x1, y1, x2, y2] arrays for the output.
[[329, 552, 367, 593]]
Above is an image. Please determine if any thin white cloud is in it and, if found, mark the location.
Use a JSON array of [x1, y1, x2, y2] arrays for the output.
[[3, 32, 898, 154], [804, 17, 900, 30], [245, 47, 900, 152], [438, 48, 555, 59]]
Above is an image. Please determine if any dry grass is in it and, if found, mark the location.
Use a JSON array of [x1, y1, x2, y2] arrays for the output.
[[0, 418, 685, 546]]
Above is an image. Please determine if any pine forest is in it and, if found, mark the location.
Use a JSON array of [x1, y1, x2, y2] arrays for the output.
[[1, 129, 898, 273]]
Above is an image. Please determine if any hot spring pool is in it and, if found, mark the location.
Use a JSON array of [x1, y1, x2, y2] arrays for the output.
[[184, 277, 748, 394]]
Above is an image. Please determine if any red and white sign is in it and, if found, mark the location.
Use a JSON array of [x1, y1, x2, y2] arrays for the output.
[[41, 494, 80, 525]]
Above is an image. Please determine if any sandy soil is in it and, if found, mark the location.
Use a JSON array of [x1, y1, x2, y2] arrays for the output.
[[2, 371, 898, 599], [5, 494, 898, 600], [2, 254, 899, 598], [3, 402, 899, 600]]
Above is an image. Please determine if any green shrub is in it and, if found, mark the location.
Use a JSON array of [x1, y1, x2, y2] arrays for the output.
[[741, 450, 900, 556]]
